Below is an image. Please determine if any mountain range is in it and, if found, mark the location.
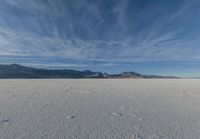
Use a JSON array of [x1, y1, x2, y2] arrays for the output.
[[0, 64, 178, 79]]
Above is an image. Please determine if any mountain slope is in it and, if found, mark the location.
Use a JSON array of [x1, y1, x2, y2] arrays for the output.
[[0, 64, 178, 79]]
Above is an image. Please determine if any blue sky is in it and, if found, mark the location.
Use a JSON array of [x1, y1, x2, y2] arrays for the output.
[[0, 0, 200, 77]]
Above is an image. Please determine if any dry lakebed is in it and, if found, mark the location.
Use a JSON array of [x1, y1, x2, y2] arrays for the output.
[[0, 79, 200, 139]]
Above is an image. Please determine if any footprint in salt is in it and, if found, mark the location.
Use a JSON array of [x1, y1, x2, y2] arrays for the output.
[[132, 133, 143, 139], [180, 90, 192, 97], [65, 89, 69, 93], [0, 113, 10, 123], [90, 91, 95, 94], [137, 117, 146, 122], [112, 112, 123, 117], [0, 118, 9, 123], [87, 91, 95, 95], [6, 91, 10, 94], [41, 133, 48, 139], [66, 115, 76, 119], [120, 106, 131, 110], [17, 104, 25, 107], [0, 114, 10, 123], [130, 113, 137, 118]]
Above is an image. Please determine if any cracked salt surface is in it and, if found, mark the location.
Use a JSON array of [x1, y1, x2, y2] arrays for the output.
[[0, 79, 200, 139]]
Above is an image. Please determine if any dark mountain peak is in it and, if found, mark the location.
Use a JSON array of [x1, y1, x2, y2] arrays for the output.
[[121, 71, 141, 75], [0, 64, 33, 71], [9, 63, 22, 67], [0, 64, 179, 79], [82, 70, 94, 74], [0, 63, 19, 67], [0, 64, 25, 69]]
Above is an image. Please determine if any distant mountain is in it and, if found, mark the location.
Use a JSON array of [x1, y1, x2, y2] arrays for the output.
[[0, 64, 178, 79]]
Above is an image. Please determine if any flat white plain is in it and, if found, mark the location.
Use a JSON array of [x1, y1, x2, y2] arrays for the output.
[[0, 79, 200, 139]]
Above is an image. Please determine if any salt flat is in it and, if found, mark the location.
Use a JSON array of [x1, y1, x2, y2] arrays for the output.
[[0, 79, 200, 139]]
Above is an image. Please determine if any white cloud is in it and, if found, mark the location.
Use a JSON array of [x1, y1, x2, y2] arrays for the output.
[[0, 0, 200, 63]]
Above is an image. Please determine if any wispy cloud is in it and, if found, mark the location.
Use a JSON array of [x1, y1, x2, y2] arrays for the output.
[[0, 0, 200, 65]]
